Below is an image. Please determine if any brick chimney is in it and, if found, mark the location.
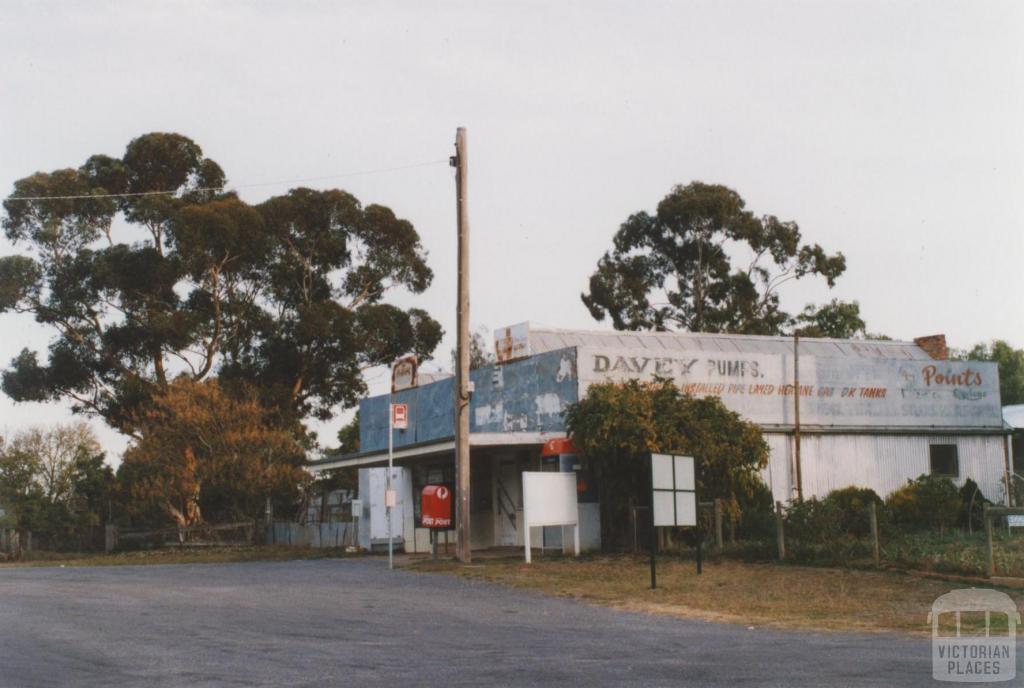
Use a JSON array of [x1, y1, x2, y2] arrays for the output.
[[914, 334, 948, 360]]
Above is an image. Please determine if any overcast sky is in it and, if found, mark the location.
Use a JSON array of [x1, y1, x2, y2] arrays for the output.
[[2, 1, 1022, 461]]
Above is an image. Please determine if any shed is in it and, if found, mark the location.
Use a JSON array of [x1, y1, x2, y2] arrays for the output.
[[312, 324, 1008, 553]]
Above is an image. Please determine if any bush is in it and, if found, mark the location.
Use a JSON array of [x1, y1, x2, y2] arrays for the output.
[[564, 379, 770, 551], [783, 497, 841, 542], [769, 487, 886, 565], [822, 486, 882, 537], [736, 480, 775, 540], [885, 474, 961, 533], [781, 497, 872, 564], [958, 479, 989, 531]]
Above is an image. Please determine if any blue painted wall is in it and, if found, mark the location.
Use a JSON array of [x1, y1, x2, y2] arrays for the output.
[[359, 347, 578, 452]]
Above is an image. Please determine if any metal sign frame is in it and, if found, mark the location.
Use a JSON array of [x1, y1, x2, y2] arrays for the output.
[[391, 356, 418, 392], [649, 452, 702, 589], [651, 453, 697, 527]]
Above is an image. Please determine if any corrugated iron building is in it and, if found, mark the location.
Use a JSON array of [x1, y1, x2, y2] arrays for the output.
[[312, 324, 1009, 552]]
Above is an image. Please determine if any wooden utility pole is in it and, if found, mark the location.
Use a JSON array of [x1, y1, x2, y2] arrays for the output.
[[714, 498, 723, 551], [793, 333, 803, 501], [452, 127, 472, 563], [984, 503, 994, 578], [775, 501, 786, 561], [869, 501, 880, 566]]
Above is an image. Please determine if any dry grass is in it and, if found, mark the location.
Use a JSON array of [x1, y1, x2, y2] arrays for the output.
[[0, 545, 352, 568], [409, 553, 1018, 635]]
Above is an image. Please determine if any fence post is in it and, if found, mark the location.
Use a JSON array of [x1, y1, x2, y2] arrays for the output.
[[775, 501, 786, 561], [984, 503, 994, 578], [104, 524, 118, 553], [869, 502, 880, 567], [714, 499, 724, 551]]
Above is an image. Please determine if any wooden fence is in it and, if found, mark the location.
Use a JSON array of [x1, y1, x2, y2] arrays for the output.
[[266, 522, 355, 548]]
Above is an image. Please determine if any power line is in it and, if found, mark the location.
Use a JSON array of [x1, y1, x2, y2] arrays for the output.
[[4, 158, 450, 202]]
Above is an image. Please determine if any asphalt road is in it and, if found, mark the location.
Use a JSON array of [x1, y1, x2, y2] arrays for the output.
[[0, 558, 941, 687]]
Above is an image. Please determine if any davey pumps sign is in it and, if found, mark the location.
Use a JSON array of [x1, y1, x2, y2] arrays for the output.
[[578, 347, 1002, 428]]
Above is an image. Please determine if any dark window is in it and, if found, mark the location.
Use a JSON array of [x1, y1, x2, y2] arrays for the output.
[[1013, 431, 1024, 475], [930, 444, 959, 477]]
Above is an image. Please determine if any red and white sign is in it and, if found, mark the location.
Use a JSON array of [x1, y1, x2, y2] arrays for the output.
[[391, 403, 408, 430]]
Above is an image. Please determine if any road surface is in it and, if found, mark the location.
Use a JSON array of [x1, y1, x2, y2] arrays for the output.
[[0, 558, 938, 686]]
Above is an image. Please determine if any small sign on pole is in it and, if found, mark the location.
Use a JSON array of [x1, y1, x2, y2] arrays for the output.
[[392, 403, 409, 430], [649, 453, 701, 589], [386, 402, 408, 571]]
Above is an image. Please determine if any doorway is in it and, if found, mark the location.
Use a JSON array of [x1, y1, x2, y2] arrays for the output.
[[495, 459, 520, 546]]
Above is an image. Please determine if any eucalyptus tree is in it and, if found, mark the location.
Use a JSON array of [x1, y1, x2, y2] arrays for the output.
[[1, 132, 441, 435], [582, 182, 848, 335]]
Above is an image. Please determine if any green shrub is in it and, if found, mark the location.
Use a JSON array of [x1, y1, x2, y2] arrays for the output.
[[780, 497, 870, 564], [822, 486, 882, 537], [783, 497, 841, 542], [736, 479, 775, 540], [885, 474, 961, 533], [958, 479, 990, 531]]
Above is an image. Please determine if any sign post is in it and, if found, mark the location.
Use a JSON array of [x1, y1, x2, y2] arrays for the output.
[[650, 453, 700, 589], [387, 403, 408, 570]]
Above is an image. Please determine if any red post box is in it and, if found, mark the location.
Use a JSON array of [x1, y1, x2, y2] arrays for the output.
[[421, 484, 453, 528]]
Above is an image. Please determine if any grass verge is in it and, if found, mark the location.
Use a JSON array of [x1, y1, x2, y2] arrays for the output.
[[408, 553, 1020, 635]]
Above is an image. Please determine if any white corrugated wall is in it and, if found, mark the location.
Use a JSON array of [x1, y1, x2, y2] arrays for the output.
[[761, 433, 1008, 504]]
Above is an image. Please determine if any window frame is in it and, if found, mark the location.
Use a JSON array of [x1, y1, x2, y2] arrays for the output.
[[929, 443, 960, 478]]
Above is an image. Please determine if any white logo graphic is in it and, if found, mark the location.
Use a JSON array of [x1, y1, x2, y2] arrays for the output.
[[929, 589, 1019, 682]]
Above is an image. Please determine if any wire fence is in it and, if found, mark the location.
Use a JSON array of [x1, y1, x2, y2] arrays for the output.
[[641, 497, 1024, 581]]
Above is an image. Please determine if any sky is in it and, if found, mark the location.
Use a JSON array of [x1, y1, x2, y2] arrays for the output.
[[1, 0, 1022, 462]]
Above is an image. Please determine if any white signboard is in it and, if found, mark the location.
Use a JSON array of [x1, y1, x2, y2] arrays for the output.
[[651, 453, 697, 527], [391, 356, 418, 392], [1008, 515, 1024, 528], [577, 346, 1002, 429], [495, 322, 531, 363], [522, 471, 579, 563]]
